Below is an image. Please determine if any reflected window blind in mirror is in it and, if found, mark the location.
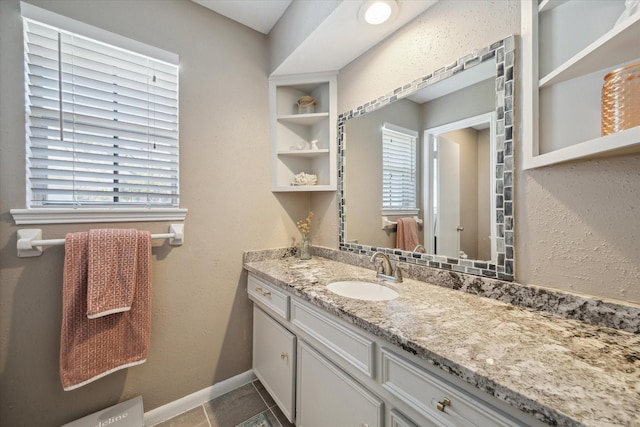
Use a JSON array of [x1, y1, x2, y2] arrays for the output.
[[381, 123, 418, 214]]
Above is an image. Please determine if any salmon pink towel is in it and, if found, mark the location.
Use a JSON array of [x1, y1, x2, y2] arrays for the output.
[[396, 217, 420, 251], [60, 230, 151, 391], [87, 228, 138, 318]]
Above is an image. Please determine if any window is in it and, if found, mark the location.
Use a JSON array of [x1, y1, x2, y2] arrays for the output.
[[19, 8, 180, 220], [381, 123, 418, 214]]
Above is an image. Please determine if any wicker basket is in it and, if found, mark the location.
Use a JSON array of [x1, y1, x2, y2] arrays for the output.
[[297, 96, 316, 114], [601, 61, 640, 136]]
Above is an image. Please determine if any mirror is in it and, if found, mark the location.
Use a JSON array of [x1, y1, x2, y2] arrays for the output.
[[338, 36, 515, 281]]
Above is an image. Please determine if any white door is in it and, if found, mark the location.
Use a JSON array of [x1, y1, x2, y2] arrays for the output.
[[297, 341, 383, 427], [436, 136, 461, 258]]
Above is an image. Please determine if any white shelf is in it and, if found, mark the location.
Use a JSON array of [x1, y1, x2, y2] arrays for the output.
[[277, 112, 329, 126], [522, 0, 640, 169], [269, 72, 337, 191], [272, 185, 335, 192], [540, 13, 640, 87], [277, 149, 330, 158], [524, 126, 640, 169]]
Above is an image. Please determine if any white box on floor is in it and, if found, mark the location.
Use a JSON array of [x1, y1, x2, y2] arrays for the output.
[[62, 396, 144, 427]]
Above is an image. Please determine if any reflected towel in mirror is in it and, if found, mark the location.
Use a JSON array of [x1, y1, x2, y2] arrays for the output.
[[396, 217, 420, 251]]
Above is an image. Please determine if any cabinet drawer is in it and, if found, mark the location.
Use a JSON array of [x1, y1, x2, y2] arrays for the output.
[[380, 348, 515, 426], [248, 274, 289, 320], [291, 300, 375, 377]]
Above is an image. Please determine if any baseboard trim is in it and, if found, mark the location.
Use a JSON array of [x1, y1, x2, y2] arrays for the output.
[[143, 370, 257, 425]]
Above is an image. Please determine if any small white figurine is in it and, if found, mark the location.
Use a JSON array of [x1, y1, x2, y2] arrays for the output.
[[310, 139, 319, 150]]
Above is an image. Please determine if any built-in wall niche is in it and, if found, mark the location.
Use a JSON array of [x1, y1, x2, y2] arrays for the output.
[[522, 0, 640, 169], [269, 73, 337, 191]]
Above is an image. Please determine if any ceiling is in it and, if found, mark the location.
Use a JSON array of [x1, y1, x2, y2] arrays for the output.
[[191, 0, 438, 75], [191, 0, 292, 35]]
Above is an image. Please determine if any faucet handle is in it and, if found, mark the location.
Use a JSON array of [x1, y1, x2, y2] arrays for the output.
[[372, 258, 383, 273], [393, 265, 403, 282]]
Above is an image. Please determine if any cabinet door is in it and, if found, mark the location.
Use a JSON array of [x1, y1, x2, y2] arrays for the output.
[[253, 306, 296, 422], [297, 341, 383, 427]]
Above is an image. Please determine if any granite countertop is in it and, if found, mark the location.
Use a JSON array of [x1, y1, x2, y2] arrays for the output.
[[244, 255, 640, 427]]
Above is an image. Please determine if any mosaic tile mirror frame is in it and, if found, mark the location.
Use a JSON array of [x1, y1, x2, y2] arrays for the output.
[[338, 36, 516, 281]]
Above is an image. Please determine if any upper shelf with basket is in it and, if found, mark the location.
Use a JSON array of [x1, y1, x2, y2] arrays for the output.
[[269, 72, 337, 191]]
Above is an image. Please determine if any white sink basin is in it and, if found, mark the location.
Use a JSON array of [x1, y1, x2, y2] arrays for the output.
[[327, 281, 399, 301]]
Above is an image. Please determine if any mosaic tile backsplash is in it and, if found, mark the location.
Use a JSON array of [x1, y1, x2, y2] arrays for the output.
[[337, 36, 516, 282]]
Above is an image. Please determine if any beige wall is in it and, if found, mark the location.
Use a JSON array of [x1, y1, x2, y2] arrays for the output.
[[315, 0, 640, 303], [0, 1, 310, 425]]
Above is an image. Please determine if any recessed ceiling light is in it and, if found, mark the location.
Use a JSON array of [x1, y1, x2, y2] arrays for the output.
[[359, 0, 398, 25]]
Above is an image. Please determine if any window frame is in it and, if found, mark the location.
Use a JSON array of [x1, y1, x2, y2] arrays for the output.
[[11, 2, 186, 225]]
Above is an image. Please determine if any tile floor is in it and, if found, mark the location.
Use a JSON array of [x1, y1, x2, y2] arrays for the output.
[[151, 380, 295, 427]]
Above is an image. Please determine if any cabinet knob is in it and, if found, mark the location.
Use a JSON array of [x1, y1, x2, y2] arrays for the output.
[[255, 287, 271, 297], [436, 397, 451, 412], [280, 352, 289, 361], [359, 424, 369, 427]]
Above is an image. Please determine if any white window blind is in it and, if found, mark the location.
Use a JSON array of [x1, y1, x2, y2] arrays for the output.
[[23, 18, 179, 208], [382, 124, 418, 212]]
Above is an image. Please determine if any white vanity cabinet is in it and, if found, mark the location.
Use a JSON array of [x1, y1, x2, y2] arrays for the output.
[[249, 274, 296, 422], [248, 272, 538, 426], [269, 72, 337, 192], [521, 0, 640, 168]]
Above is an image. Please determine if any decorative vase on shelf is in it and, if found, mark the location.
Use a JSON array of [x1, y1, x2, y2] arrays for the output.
[[299, 233, 312, 260], [601, 61, 640, 136], [297, 96, 316, 114], [296, 211, 314, 260]]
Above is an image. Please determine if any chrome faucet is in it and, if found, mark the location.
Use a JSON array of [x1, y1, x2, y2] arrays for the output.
[[370, 252, 403, 283]]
